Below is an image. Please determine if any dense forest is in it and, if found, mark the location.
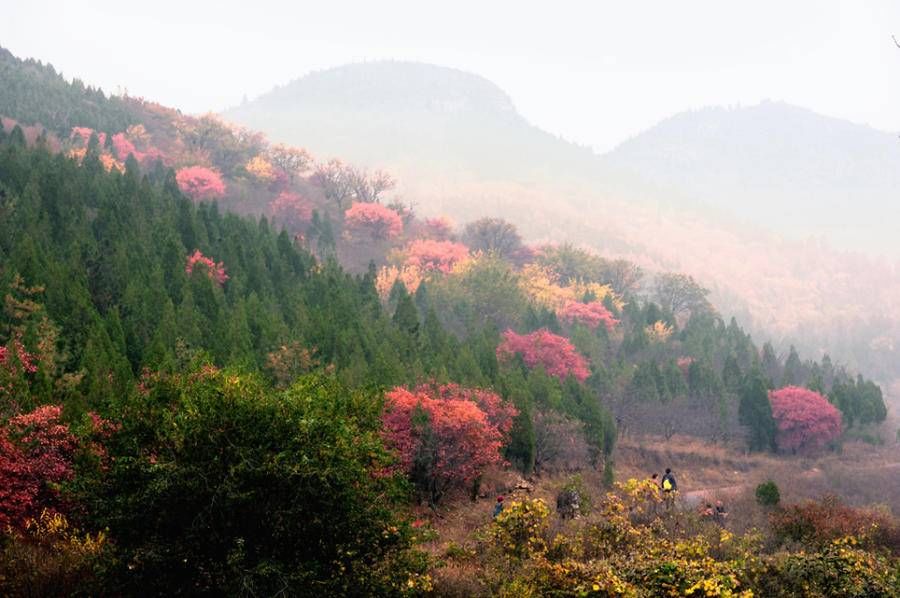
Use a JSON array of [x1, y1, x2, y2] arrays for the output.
[[0, 46, 897, 596]]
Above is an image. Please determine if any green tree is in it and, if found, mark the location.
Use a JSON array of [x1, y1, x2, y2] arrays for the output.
[[88, 369, 424, 596], [739, 369, 776, 452]]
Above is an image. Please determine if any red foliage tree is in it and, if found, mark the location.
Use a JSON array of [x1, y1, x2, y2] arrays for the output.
[[344, 202, 403, 240], [769, 386, 842, 453], [111, 132, 137, 161], [175, 166, 226, 201], [496, 328, 591, 382], [0, 405, 78, 529], [382, 383, 516, 504], [185, 250, 229, 286], [270, 191, 313, 231], [557, 300, 618, 332], [404, 239, 469, 273]]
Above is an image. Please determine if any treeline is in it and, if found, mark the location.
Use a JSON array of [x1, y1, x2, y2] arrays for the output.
[[0, 46, 136, 136]]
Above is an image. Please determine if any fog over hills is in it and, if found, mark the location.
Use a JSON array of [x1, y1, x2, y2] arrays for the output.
[[225, 61, 900, 384], [603, 101, 900, 254], [225, 61, 597, 182]]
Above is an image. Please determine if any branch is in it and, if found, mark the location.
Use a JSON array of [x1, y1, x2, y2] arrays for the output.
[[893, 34, 900, 49]]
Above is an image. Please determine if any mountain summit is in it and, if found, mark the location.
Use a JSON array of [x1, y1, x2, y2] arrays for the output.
[[225, 61, 595, 180]]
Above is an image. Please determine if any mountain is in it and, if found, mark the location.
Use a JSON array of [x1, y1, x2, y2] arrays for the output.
[[224, 62, 900, 384], [0, 45, 897, 596], [225, 61, 597, 182], [602, 101, 900, 254]]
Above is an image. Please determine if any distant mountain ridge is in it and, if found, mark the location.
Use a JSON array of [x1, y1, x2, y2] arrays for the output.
[[227, 62, 900, 254], [225, 61, 596, 181], [601, 101, 900, 253]]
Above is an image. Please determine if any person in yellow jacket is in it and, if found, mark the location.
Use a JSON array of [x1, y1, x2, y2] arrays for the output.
[[661, 468, 677, 508]]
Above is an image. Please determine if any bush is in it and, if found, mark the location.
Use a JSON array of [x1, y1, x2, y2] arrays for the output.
[[558, 474, 593, 517], [0, 510, 111, 597], [489, 498, 550, 559], [771, 496, 900, 555], [85, 367, 428, 596], [755, 480, 781, 507], [754, 539, 900, 597]]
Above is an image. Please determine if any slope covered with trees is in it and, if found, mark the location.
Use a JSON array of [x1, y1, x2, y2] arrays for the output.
[[224, 60, 900, 388], [0, 47, 895, 595]]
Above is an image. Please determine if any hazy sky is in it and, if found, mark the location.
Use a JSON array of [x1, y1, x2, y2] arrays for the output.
[[4, 0, 900, 152]]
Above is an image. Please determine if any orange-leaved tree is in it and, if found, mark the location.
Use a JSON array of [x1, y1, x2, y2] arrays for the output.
[[382, 383, 516, 505]]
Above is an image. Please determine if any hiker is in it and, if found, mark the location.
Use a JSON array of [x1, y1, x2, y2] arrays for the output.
[[661, 468, 677, 508], [492, 495, 504, 519], [556, 488, 580, 520], [714, 500, 728, 525]]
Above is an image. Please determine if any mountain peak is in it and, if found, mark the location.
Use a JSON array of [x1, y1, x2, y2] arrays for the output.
[[232, 61, 520, 120]]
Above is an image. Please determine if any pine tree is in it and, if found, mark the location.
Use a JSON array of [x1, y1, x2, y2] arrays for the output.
[[739, 369, 776, 452]]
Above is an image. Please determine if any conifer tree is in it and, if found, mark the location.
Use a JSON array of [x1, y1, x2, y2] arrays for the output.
[[739, 369, 777, 452]]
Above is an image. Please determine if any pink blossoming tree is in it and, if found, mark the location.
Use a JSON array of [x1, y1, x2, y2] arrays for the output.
[[497, 328, 591, 382]]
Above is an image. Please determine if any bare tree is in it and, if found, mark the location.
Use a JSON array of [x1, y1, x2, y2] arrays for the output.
[[653, 272, 710, 319], [600, 259, 644, 295], [268, 144, 312, 183], [349, 168, 396, 203], [533, 411, 590, 473], [462, 217, 523, 258], [312, 159, 355, 210]]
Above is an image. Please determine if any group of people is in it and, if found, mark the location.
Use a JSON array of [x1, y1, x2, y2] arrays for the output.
[[699, 500, 728, 525]]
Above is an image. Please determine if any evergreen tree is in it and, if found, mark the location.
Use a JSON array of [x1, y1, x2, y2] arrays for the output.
[[781, 345, 802, 386], [739, 369, 776, 452]]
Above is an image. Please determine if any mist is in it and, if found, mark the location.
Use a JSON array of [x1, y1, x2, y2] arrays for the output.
[[1, 3, 900, 593]]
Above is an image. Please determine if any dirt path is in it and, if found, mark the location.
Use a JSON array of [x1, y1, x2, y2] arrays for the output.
[[680, 460, 900, 508]]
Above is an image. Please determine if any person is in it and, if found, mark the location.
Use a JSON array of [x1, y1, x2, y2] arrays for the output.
[[661, 468, 677, 492], [556, 488, 580, 520], [661, 468, 677, 508], [714, 500, 728, 525], [492, 495, 504, 519], [650, 473, 659, 484]]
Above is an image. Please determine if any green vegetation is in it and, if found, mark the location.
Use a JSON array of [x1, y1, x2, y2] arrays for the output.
[[756, 480, 781, 507], [0, 46, 896, 594]]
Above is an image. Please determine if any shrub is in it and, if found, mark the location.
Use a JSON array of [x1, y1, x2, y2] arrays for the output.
[[558, 474, 592, 517], [771, 496, 900, 554], [0, 405, 78, 530], [0, 510, 110, 597], [86, 368, 426, 596], [755, 480, 781, 507], [754, 539, 900, 597], [489, 498, 550, 559]]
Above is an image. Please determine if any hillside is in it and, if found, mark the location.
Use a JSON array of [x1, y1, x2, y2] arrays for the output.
[[602, 101, 900, 255], [0, 46, 898, 595], [224, 62, 900, 385]]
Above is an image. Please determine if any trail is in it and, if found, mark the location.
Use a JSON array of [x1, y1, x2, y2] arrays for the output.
[[680, 460, 900, 508]]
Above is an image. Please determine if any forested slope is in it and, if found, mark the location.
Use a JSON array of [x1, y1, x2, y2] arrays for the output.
[[0, 46, 895, 595]]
